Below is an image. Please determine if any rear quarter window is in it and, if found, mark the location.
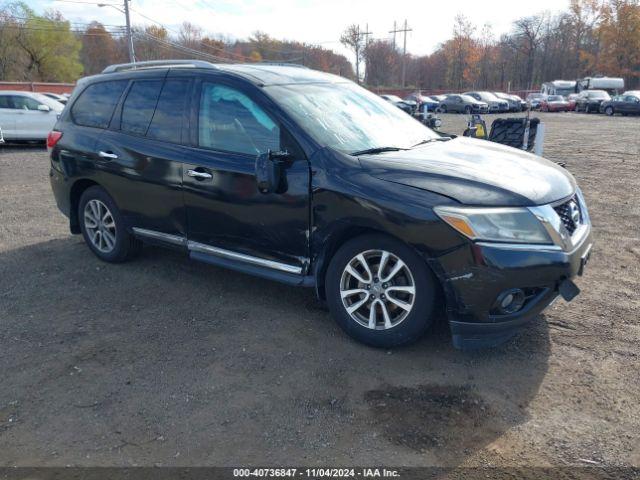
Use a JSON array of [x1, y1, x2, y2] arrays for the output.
[[120, 80, 163, 136], [146, 79, 190, 144], [71, 80, 128, 128]]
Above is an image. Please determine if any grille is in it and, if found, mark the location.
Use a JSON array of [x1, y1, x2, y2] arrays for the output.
[[553, 197, 581, 235]]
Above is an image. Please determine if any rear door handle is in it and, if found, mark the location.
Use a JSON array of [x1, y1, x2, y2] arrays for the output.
[[98, 151, 118, 160], [187, 169, 213, 180]]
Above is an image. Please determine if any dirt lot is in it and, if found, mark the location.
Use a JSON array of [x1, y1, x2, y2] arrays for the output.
[[0, 112, 639, 471]]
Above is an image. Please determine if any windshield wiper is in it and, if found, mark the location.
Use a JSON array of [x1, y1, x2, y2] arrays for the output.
[[350, 146, 408, 156], [410, 137, 452, 148]]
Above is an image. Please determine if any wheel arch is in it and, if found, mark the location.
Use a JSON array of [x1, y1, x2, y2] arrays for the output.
[[68, 178, 100, 234], [312, 226, 444, 305]]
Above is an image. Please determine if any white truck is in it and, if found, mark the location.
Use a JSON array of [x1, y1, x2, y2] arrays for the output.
[[577, 76, 624, 95]]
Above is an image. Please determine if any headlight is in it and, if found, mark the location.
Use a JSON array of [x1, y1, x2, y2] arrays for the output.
[[434, 206, 553, 244]]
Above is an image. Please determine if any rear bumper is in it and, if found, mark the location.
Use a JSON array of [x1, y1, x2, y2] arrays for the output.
[[434, 228, 593, 350]]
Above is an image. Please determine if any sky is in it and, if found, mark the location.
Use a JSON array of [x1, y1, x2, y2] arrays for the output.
[[31, 0, 570, 58]]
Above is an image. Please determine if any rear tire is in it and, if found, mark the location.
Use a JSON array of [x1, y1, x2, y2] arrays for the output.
[[325, 234, 437, 348], [79, 186, 142, 263]]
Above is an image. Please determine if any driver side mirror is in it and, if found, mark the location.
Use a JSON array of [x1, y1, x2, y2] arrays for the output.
[[37, 104, 51, 112], [255, 149, 291, 194]]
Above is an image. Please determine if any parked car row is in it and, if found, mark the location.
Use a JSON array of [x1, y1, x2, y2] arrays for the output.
[[526, 89, 640, 116], [381, 91, 527, 116]]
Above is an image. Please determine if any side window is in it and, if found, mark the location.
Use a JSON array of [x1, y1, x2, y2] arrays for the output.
[[71, 80, 128, 128], [198, 82, 279, 155], [11, 96, 41, 110], [120, 80, 163, 136], [146, 79, 190, 144]]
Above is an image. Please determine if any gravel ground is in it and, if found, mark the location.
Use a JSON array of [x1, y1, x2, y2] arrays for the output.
[[0, 112, 638, 471]]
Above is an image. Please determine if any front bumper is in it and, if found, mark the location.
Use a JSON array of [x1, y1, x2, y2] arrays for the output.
[[434, 227, 593, 350]]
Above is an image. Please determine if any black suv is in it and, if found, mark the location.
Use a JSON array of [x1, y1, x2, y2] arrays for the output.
[[49, 60, 593, 350]]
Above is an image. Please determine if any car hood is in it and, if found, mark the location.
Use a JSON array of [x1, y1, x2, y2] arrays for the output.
[[357, 137, 576, 206]]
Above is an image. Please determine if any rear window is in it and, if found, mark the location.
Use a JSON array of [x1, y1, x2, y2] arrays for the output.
[[71, 80, 128, 128], [0, 95, 12, 109], [146, 79, 190, 144], [120, 80, 163, 136]]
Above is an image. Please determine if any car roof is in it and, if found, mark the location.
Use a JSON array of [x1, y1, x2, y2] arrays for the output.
[[93, 61, 348, 87], [0, 90, 38, 96]]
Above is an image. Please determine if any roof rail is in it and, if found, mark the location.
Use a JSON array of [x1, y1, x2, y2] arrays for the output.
[[102, 60, 219, 74], [253, 62, 309, 69]]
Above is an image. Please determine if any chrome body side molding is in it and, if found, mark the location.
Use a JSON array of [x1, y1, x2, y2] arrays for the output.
[[187, 241, 303, 275], [132, 227, 187, 247]]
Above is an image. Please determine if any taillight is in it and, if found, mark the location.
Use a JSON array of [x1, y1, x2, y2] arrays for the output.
[[47, 131, 63, 150]]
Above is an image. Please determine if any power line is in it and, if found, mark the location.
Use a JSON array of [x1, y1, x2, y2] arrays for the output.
[[4, 15, 126, 28], [135, 30, 238, 63], [2, 26, 128, 36], [52, 0, 120, 5], [128, 7, 251, 62]]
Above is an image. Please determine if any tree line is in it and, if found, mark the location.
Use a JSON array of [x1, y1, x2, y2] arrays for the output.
[[354, 0, 640, 91], [1, 0, 638, 92], [0, 1, 353, 82]]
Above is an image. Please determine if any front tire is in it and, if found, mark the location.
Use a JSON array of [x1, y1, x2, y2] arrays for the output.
[[325, 234, 437, 348], [605, 106, 614, 116], [79, 186, 141, 263], [439, 104, 447, 113]]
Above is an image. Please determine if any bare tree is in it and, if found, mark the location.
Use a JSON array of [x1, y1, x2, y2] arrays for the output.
[[511, 15, 546, 89], [340, 24, 365, 83]]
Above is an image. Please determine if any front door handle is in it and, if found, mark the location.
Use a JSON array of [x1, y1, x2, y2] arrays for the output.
[[98, 151, 118, 160], [187, 169, 213, 180]]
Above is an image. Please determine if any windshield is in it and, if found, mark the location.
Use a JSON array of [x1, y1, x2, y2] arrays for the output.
[[460, 95, 477, 103], [383, 95, 402, 102], [588, 91, 610, 99], [548, 95, 564, 101], [266, 82, 438, 154]]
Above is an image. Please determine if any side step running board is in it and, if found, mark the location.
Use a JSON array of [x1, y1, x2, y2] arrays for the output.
[[132, 227, 313, 287]]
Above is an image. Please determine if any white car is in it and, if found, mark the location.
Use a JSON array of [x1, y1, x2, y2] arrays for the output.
[[0, 91, 65, 141]]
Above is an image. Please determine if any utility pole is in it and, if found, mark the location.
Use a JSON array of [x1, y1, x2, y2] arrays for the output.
[[123, 0, 135, 63], [389, 21, 397, 50], [360, 24, 372, 84], [400, 19, 411, 87], [390, 20, 411, 86]]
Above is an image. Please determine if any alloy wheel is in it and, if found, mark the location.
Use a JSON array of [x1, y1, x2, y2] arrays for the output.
[[84, 199, 117, 253], [339, 249, 416, 330]]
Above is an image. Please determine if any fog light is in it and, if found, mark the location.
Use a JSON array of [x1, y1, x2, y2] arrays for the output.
[[494, 289, 526, 315]]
